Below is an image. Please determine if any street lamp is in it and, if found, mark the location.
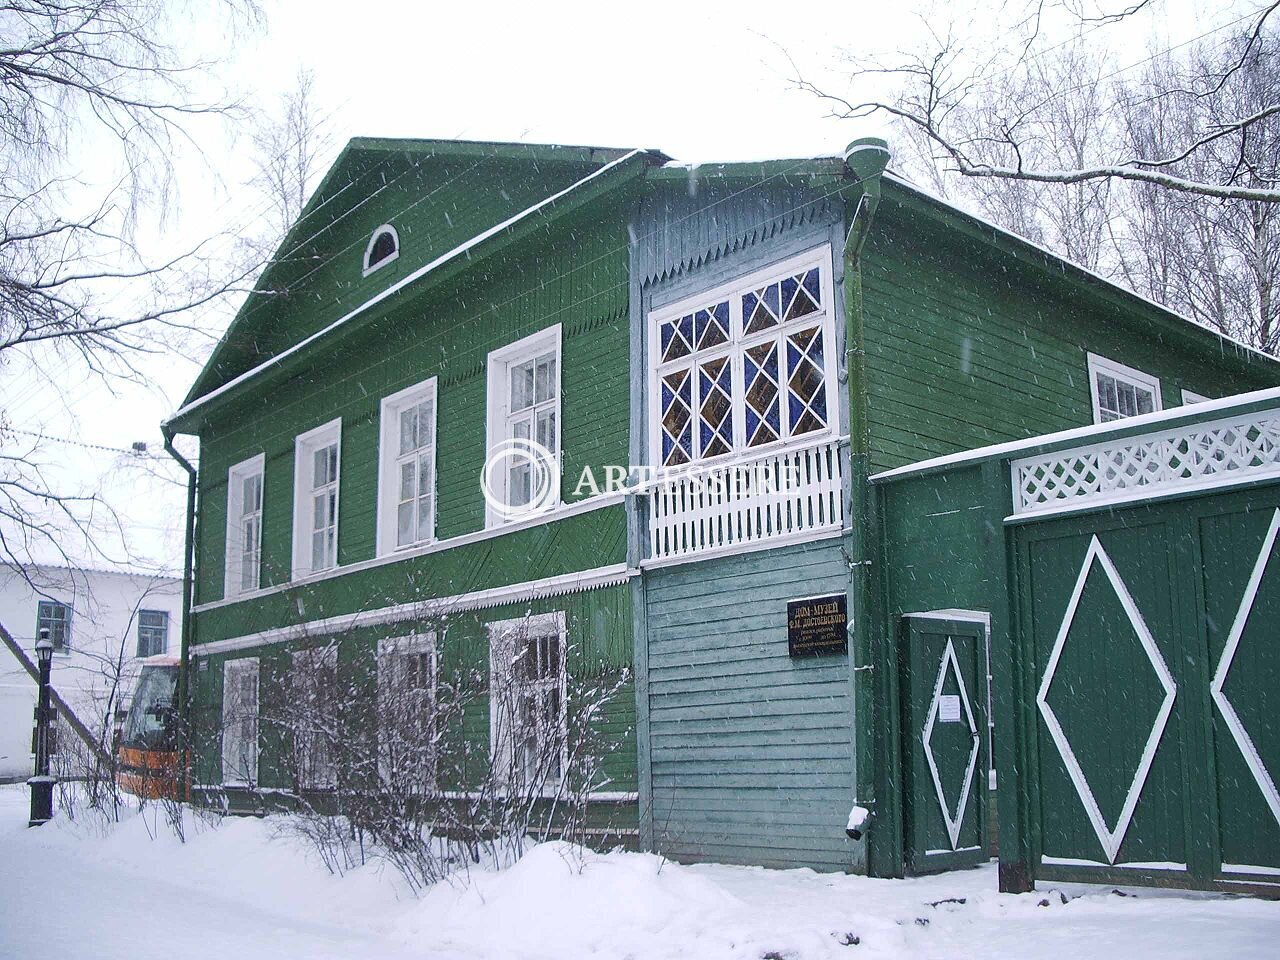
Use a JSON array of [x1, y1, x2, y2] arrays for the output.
[[28, 628, 56, 827]]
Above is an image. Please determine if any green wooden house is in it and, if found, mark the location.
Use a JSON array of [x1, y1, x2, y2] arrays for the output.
[[163, 136, 1279, 878]]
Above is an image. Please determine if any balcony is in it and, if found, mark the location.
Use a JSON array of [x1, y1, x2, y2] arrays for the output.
[[644, 437, 846, 565]]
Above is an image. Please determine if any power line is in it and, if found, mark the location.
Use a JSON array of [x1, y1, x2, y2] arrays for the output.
[[4, 428, 169, 459], [205, 165, 865, 449]]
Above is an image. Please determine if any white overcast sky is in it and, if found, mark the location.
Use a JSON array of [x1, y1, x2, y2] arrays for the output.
[[5, 0, 1255, 571]]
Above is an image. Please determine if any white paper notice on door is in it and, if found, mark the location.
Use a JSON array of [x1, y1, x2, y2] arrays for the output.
[[938, 694, 962, 723]]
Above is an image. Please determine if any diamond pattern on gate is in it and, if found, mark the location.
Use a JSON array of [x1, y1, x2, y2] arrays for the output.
[[1037, 536, 1177, 864], [921, 639, 982, 851], [1012, 411, 1280, 515], [1210, 508, 1280, 832]]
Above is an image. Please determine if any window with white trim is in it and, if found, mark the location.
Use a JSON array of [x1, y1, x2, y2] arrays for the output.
[[485, 326, 561, 525], [363, 224, 399, 276], [290, 645, 338, 790], [488, 611, 566, 784], [36, 599, 72, 652], [225, 454, 265, 596], [292, 419, 341, 579], [221, 657, 259, 786], [1087, 353, 1163, 424], [377, 633, 438, 787], [648, 247, 837, 467], [1182, 389, 1210, 404], [377, 379, 437, 555], [136, 610, 169, 657]]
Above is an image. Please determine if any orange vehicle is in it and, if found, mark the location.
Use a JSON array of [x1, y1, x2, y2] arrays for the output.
[[115, 655, 186, 799]]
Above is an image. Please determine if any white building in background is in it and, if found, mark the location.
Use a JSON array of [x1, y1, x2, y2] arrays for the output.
[[0, 563, 183, 779]]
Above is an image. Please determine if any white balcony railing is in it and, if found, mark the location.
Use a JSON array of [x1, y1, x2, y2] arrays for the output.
[[1011, 407, 1280, 516], [646, 438, 845, 563]]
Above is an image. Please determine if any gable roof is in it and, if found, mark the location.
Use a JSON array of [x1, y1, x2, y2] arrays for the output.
[[178, 138, 659, 420], [171, 140, 1278, 433]]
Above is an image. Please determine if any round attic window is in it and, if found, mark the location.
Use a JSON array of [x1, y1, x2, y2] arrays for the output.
[[363, 224, 399, 276]]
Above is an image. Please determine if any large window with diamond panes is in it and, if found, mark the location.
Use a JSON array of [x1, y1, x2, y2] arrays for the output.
[[648, 247, 837, 467]]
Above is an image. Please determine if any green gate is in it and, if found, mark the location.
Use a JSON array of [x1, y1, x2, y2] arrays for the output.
[[900, 615, 989, 874], [1013, 487, 1280, 889]]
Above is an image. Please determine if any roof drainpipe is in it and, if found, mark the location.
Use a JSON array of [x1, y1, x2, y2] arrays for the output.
[[839, 137, 892, 874], [162, 424, 197, 800]]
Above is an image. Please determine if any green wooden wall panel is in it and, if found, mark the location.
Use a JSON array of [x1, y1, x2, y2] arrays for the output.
[[644, 540, 856, 872], [191, 583, 637, 795], [861, 195, 1276, 474], [193, 197, 631, 612], [192, 506, 625, 645], [195, 152, 616, 398]]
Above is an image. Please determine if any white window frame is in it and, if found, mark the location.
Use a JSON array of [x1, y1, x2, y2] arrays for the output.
[[1182, 389, 1210, 405], [225, 453, 265, 598], [290, 645, 339, 790], [1087, 353, 1163, 425], [376, 378, 439, 556], [487, 610, 568, 788], [362, 224, 399, 277], [221, 657, 259, 786], [484, 325, 562, 528], [291, 418, 342, 580], [646, 245, 839, 471], [377, 633, 439, 786], [136, 609, 169, 658]]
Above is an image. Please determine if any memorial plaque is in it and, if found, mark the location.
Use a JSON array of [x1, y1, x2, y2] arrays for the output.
[[787, 593, 848, 657]]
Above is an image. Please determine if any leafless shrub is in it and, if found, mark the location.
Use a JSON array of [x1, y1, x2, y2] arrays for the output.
[[256, 606, 631, 892]]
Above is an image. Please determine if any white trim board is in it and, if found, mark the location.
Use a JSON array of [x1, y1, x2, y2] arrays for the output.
[[191, 563, 636, 658], [637, 524, 846, 571], [1041, 855, 1187, 871], [193, 490, 625, 613], [168, 149, 646, 426], [869, 385, 1280, 485]]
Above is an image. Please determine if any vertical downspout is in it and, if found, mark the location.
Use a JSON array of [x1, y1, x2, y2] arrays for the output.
[[163, 424, 197, 798], [840, 138, 890, 874]]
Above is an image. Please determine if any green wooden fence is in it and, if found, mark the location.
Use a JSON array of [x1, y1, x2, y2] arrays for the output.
[[873, 386, 1280, 893]]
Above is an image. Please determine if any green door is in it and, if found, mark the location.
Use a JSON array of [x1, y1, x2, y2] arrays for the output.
[[901, 616, 989, 874]]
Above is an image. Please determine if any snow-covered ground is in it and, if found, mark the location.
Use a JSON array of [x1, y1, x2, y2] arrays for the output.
[[0, 785, 1276, 960]]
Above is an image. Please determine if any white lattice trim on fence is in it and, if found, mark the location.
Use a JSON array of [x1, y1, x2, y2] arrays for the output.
[[647, 439, 844, 562], [1012, 409, 1280, 515]]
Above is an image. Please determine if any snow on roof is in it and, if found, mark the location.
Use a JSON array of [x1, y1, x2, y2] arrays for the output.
[[169, 147, 650, 427], [881, 171, 1277, 369], [870, 383, 1280, 484]]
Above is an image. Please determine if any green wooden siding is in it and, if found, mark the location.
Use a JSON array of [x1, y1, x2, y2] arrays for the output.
[[192, 147, 625, 400], [192, 196, 632, 637], [861, 190, 1273, 474], [192, 583, 637, 807], [877, 465, 992, 617], [643, 541, 856, 871]]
